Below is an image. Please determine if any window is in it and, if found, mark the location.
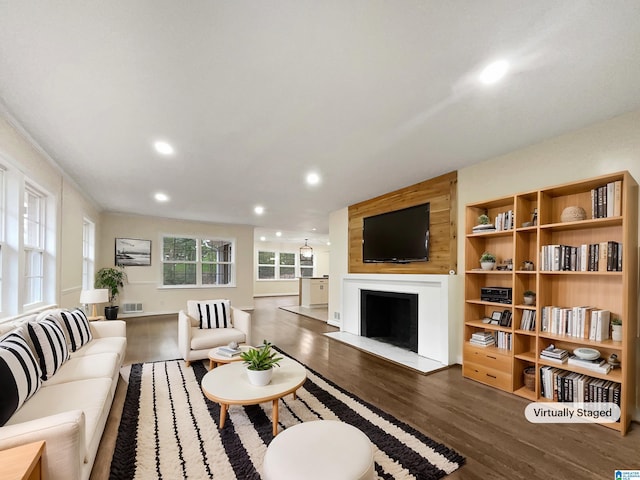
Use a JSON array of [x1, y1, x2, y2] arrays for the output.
[[162, 236, 234, 287], [257, 250, 314, 279], [82, 218, 95, 290], [23, 185, 45, 305]]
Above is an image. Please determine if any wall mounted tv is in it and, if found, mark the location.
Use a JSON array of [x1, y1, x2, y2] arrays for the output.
[[362, 203, 430, 263]]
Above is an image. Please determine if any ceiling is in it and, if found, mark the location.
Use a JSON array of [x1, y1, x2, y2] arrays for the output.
[[1, 1, 640, 246]]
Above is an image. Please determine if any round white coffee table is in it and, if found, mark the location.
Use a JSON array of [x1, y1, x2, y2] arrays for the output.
[[207, 345, 254, 370], [201, 356, 306, 436]]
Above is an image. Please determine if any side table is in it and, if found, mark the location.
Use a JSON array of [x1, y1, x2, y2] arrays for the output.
[[0, 440, 45, 480]]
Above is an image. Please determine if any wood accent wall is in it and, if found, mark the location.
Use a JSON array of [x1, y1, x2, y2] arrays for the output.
[[348, 171, 458, 274]]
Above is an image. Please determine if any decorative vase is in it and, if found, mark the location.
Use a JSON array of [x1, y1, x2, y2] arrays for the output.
[[523, 296, 535, 306], [560, 206, 587, 223], [612, 325, 622, 342], [480, 261, 495, 271], [246, 367, 273, 386]]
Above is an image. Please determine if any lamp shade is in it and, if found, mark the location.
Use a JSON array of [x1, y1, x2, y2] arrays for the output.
[[80, 289, 109, 305]]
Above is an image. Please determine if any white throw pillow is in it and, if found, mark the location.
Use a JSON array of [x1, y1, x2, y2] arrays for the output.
[[28, 318, 69, 380], [196, 300, 231, 329], [59, 309, 93, 352], [0, 330, 42, 425]]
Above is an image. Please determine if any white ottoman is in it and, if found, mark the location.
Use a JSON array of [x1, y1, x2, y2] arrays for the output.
[[263, 420, 375, 480]]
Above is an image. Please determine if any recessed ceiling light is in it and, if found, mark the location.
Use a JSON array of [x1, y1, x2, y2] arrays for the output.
[[260, 236, 266, 241], [254, 205, 265, 215], [479, 60, 509, 85], [306, 172, 321, 186], [276, 231, 282, 237], [327, 241, 331, 246], [154, 141, 174, 155], [154, 192, 169, 202]]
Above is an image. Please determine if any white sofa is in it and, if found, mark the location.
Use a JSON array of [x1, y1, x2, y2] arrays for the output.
[[0, 309, 126, 480], [178, 299, 251, 366]]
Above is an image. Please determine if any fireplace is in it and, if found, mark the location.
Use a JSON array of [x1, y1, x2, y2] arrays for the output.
[[360, 290, 418, 353]]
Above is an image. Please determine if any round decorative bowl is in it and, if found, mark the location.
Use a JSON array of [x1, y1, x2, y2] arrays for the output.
[[573, 347, 600, 360], [560, 206, 587, 223]]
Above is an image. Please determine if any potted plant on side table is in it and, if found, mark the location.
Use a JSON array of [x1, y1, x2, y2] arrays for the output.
[[240, 340, 283, 386], [94, 266, 127, 320]]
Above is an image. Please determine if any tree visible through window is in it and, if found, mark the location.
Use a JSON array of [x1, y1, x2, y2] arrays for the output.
[[162, 236, 234, 286], [257, 250, 314, 279]]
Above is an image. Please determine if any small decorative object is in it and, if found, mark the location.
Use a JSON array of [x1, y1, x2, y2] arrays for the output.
[[560, 206, 587, 223], [523, 290, 536, 305], [478, 214, 490, 225], [521, 221, 532, 228], [523, 367, 535, 391], [479, 252, 496, 270], [240, 340, 283, 386], [607, 354, 621, 368], [522, 260, 534, 271], [611, 317, 622, 342], [228, 341, 239, 350], [573, 347, 600, 361]]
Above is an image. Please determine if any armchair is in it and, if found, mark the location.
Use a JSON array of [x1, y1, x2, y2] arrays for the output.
[[178, 300, 251, 367]]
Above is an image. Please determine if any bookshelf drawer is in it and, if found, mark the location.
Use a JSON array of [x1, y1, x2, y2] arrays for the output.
[[463, 344, 512, 371], [463, 362, 512, 391]]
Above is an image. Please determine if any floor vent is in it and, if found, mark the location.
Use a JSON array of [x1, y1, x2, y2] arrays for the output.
[[122, 303, 143, 314]]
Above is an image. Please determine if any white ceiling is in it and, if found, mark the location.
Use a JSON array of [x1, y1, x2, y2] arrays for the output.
[[1, 1, 640, 246]]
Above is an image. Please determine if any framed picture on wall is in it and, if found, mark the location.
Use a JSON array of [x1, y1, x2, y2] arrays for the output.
[[115, 238, 151, 266]]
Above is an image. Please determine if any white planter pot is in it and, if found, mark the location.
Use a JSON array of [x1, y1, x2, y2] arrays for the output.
[[246, 367, 273, 386], [524, 296, 535, 305], [612, 325, 623, 342], [480, 262, 495, 271]]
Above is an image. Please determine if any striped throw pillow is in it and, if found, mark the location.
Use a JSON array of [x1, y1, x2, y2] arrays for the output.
[[196, 300, 231, 329], [59, 309, 93, 352], [28, 318, 69, 380], [0, 331, 42, 426]]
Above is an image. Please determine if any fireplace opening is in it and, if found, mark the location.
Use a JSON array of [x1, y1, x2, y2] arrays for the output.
[[360, 290, 418, 353]]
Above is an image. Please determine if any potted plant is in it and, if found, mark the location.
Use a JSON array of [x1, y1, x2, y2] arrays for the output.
[[479, 252, 496, 270], [240, 340, 283, 386], [94, 266, 127, 319], [477, 214, 490, 225], [523, 290, 536, 305], [611, 317, 622, 342]]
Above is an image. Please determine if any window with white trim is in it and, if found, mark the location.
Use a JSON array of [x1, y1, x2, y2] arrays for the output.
[[0, 168, 4, 311], [23, 185, 45, 305], [82, 218, 95, 290], [257, 250, 313, 279], [162, 236, 234, 286]]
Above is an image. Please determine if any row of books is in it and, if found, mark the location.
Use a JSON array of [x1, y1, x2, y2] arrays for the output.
[[540, 366, 620, 404], [494, 210, 514, 231], [539, 242, 622, 272], [591, 180, 622, 219], [469, 331, 513, 350], [519, 310, 536, 331], [540, 306, 611, 341]]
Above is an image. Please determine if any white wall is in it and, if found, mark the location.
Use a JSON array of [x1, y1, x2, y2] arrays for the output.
[[253, 240, 330, 297], [99, 212, 255, 313], [328, 208, 349, 326]]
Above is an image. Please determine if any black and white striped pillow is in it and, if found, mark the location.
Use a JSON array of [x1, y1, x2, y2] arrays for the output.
[[197, 300, 231, 329], [59, 309, 93, 352], [0, 331, 42, 426], [28, 318, 69, 380]]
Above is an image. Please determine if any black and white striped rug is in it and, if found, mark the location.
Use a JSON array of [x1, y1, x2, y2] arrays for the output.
[[110, 353, 465, 479]]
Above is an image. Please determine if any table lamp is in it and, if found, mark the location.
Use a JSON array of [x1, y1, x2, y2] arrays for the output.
[[79, 289, 109, 318]]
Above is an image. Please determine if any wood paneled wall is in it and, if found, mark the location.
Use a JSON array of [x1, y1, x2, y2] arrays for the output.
[[348, 171, 458, 274]]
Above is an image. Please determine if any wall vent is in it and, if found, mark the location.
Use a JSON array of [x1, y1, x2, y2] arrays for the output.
[[122, 303, 143, 314]]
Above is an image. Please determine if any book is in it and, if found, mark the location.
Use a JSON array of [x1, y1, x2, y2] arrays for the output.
[[216, 346, 242, 357]]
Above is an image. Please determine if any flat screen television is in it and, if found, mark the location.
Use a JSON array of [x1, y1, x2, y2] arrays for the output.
[[362, 203, 430, 263]]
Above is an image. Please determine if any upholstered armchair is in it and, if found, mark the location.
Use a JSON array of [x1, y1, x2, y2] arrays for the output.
[[178, 299, 252, 367]]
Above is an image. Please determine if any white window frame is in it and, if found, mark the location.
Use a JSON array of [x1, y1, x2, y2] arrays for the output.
[[257, 250, 314, 280], [161, 235, 236, 288], [82, 218, 96, 290], [0, 167, 5, 312], [23, 184, 45, 307]]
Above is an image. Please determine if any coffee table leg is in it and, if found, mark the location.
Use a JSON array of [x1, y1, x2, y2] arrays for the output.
[[220, 403, 228, 429], [292, 389, 297, 400], [272, 398, 279, 436], [209, 359, 214, 370]]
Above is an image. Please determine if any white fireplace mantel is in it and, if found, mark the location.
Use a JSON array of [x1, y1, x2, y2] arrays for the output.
[[341, 273, 454, 366]]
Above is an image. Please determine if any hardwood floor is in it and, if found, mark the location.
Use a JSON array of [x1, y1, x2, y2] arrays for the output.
[[92, 296, 640, 479]]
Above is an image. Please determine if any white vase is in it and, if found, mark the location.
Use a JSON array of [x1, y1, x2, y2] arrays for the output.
[[480, 261, 495, 271], [246, 367, 273, 386], [612, 325, 622, 342]]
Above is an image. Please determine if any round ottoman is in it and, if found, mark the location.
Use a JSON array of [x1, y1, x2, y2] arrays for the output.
[[263, 420, 375, 480]]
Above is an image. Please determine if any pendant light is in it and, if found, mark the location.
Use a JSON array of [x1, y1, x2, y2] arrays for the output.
[[300, 238, 313, 258]]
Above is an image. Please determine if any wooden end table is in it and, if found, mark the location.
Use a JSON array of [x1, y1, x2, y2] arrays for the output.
[[201, 357, 306, 436], [0, 440, 45, 480]]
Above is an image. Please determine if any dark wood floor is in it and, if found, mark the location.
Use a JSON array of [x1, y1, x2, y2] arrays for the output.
[[92, 296, 640, 479]]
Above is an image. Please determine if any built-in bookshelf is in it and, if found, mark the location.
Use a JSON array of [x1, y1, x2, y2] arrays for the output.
[[463, 172, 638, 435]]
